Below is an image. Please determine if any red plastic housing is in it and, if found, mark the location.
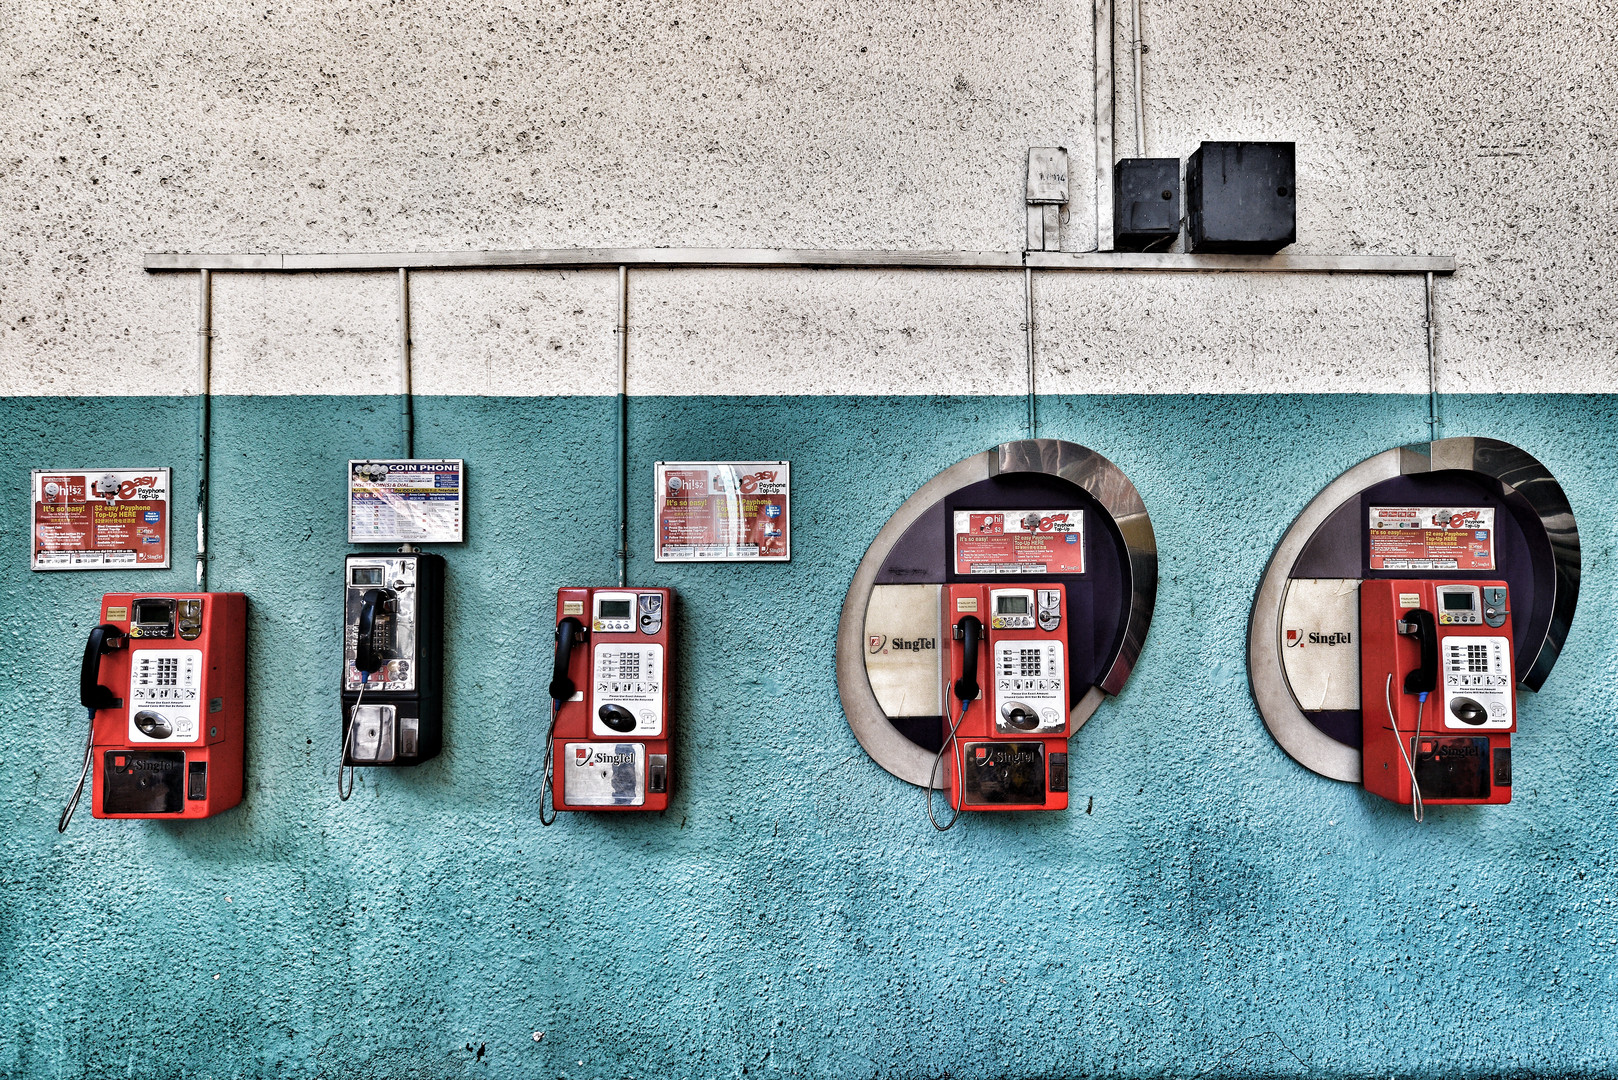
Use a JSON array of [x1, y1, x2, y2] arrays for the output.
[[551, 587, 675, 813], [89, 592, 248, 821], [942, 583, 1069, 813], [1360, 579, 1515, 807]]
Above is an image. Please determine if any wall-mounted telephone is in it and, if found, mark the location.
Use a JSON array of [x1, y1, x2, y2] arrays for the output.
[[340, 551, 444, 798], [543, 587, 675, 818], [1361, 579, 1515, 818], [60, 592, 247, 830], [930, 583, 1068, 828]]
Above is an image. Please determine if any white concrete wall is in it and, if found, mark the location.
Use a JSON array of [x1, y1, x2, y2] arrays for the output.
[[2, 0, 1613, 395]]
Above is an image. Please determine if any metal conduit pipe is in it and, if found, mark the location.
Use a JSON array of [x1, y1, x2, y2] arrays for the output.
[[1024, 266, 1037, 437], [1426, 271, 1440, 440], [399, 268, 414, 458], [145, 250, 1454, 274], [616, 265, 629, 589], [194, 268, 212, 590], [1094, 0, 1115, 251], [155, 251, 1453, 516], [1130, 0, 1146, 158]]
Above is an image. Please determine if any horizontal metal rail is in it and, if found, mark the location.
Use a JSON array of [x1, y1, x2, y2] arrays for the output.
[[144, 248, 1456, 275], [1026, 251, 1455, 274]]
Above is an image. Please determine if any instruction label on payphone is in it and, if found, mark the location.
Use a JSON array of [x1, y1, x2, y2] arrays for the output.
[[1442, 636, 1512, 729], [992, 639, 1065, 734], [591, 643, 664, 737], [128, 649, 203, 743]]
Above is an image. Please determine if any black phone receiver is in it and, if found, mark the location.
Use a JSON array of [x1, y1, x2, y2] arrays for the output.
[[550, 617, 586, 701], [79, 624, 125, 713], [1399, 607, 1438, 695], [952, 615, 983, 704], [355, 588, 394, 677]]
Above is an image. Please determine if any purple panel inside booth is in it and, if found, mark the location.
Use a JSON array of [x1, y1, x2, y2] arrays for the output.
[[874, 501, 950, 585]]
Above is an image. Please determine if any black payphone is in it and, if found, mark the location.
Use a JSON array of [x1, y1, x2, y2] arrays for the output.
[[340, 550, 445, 797]]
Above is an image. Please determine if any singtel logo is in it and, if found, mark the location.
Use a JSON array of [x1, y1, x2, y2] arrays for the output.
[[1285, 630, 1352, 648], [869, 635, 935, 654], [1427, 742, 1485, 760]]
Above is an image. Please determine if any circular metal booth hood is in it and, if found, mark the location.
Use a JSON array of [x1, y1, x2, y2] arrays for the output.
[[1248, 436, 1581, 783], [836, 439, 1158, 788]]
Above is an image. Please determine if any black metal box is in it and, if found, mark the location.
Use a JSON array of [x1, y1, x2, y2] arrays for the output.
[[1186, 141, 1295, 253], [1113, 158, 1181, 252]]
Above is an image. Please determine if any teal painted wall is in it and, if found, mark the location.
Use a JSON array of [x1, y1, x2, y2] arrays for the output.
[[3, 394, 1616, 1079]]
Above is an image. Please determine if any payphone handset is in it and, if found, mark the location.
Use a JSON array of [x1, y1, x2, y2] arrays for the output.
[[339, 552, 445, 799], [1361, 579, 1515, 819], [543, 587, 675, 821], [929, 584, 1069, 829], [60, 593, 248, 830]]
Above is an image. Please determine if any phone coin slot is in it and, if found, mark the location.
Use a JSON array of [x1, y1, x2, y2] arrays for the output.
[[187, 761, 207, 801]]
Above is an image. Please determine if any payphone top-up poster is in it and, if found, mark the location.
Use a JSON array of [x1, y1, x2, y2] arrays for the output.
[[654, 462, 789, 562], [31, 468, 171, 571], [953, 510, 1084, 575], [1368, 506, 1496, 570], [347, 460, 465, 544]]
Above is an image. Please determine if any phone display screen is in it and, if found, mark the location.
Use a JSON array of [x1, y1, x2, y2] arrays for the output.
[[132, 599, 173, 624], [351, 567, 384, 586], [599, 600, 632, 619], [1442, 591, 1474, 612], [997, 596, 1030, 615]]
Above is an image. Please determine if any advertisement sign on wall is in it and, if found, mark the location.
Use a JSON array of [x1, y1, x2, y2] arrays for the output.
[[31, 468, 172, 571], [654, 461, 790, 561], [347, 460, 465, 544]]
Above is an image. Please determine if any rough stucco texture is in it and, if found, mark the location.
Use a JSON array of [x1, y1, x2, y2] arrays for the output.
[[4, 1, 1617, 395], [3, 392, 1617, 1079]]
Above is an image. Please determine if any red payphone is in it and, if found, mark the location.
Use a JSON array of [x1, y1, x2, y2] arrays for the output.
[[1361, 580, 1514, 817], [543, 587, 675, 818], [61, 592, 248, 830], [931, 583, 1069, 828]]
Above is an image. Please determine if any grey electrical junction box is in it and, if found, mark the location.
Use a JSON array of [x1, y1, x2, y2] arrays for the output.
[[1186, 141, 1295, 254]]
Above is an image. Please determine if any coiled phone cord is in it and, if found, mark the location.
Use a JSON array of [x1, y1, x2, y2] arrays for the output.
[[58, 707, 95, 833], [1385, 673, 1426, 824], [926, 699, 971, 832], [338, 681, 366, 802], [539, 700, 560, 827]]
